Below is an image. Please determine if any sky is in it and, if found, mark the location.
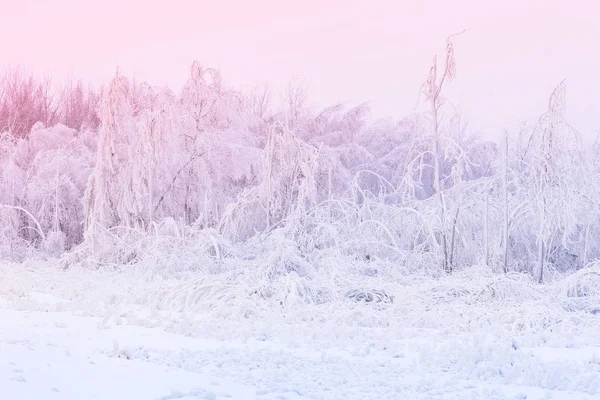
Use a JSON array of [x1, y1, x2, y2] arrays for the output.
[[2, 0, 599, 139]]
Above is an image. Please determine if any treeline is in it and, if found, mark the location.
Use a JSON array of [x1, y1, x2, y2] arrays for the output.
[[1, 41, 598, 283], [0, 67, 100, 137]]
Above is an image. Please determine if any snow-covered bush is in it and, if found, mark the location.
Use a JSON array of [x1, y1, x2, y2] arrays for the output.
[[0, 52, 598, 289], [0, 124, 96, 259]]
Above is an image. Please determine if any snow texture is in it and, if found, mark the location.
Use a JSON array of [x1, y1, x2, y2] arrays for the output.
[[2, 260, 600, 399]]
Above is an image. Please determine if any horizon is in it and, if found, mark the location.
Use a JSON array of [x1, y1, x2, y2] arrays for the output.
[[3, 0, 600, 139]]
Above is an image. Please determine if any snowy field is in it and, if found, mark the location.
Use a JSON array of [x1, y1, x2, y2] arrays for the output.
[[2, 5, 600, 399], [2, 261, 600, 400]]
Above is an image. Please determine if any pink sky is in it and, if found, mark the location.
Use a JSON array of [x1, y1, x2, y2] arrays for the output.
[[2, 0, 599, 138]]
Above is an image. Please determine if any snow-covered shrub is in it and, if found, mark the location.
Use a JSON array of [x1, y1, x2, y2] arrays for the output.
[[42, 230, 66, 258], [0, 124, 95, 259], [560, 265, 600, 298]]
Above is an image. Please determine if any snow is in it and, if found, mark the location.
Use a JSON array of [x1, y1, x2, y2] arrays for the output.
[[2, 37, 600, 400], [2, 262, 600, 399]]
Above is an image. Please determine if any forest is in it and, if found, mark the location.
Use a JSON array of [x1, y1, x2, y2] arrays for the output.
[[1, 36, 597, 291]]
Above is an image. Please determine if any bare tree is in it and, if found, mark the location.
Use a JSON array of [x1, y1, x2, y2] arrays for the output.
[[0, 67, 48, 135], [282, 78, 308, 129], [249, 84, 271, 119], [0, 67, 100, 137], [60, 78, 101, 131]]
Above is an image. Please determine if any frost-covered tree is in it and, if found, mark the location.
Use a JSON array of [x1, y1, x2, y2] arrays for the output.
[[517, 81, 596, 281], [414, 30, 467, 272]]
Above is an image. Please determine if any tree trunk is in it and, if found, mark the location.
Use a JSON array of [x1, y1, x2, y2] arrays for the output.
[[503, 134, 509, 273], [484, 190, 489, 268], [431, 99, 449, 272]]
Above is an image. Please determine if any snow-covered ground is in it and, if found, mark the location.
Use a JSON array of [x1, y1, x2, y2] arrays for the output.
[[2, 261, 600, 399]]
